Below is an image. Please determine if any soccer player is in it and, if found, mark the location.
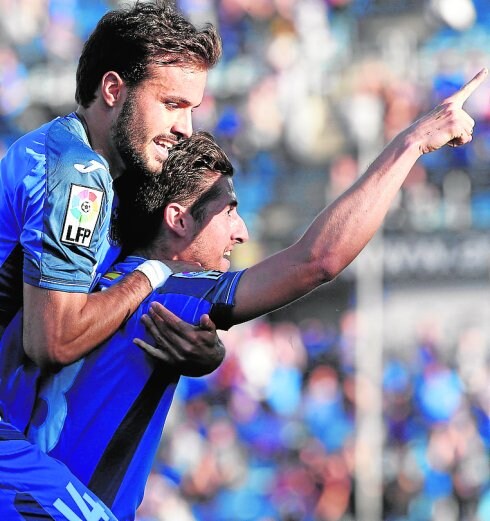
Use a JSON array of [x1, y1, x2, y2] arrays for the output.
[[0, 0, 224, 376], [0, 1, 225, 518], [18, 69, 486, 520]]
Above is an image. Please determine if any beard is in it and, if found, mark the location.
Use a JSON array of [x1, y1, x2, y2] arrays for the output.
[[112, 91, 152, 176], [112, 94, 169, 255]]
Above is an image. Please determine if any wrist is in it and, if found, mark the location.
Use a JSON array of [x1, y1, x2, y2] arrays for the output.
[[391, 127, 424, 160], [401, 122, 431, 158], [135, 260, 173, 290]]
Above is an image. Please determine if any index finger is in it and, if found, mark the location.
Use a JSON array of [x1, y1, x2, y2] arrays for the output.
[[448, 67, 488, 106]]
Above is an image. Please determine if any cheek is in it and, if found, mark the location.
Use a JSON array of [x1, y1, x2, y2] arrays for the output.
[[145, 112, 164, 133], [158, 107, 180, 131], [216, 232, 230, 257], [136, 100, 165, 132], [217, 218, 231, 242]]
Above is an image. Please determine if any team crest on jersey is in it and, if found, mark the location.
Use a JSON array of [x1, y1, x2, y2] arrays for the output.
[[173, 270, 223, 280], [61, 184, 104, 247]]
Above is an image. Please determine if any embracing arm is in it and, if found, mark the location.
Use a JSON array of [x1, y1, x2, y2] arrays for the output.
[[229, 68, 486, 324], [24, 258, 223, 374], [23, 270, 154, 369]]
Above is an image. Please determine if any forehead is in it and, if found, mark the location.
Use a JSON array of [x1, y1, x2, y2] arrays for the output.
[[200, 174, 237, 209], [216, 175, 236, 202], [142, 64, 207, 100], [221, 176, 236, 198]]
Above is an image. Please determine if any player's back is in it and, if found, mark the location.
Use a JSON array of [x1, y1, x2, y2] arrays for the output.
[[26, 256, 244, 520]]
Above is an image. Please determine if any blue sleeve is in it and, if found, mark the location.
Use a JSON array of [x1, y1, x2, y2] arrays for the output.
[[130, 270, 246, 344], [19, 121, 113, 293]]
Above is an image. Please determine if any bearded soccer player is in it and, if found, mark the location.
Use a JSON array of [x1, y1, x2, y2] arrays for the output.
[[5, 69, 483, 520], [0, 1, 225, 519]]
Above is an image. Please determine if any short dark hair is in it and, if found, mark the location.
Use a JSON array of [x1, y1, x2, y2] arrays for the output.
[[116, 131, 234, 254], [162, 131, 234, 223], [76, 0, 222, 107]]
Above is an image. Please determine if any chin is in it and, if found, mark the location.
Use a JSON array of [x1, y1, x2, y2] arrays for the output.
[[148, 158, 165, 175], [219, 258, 231, 272]]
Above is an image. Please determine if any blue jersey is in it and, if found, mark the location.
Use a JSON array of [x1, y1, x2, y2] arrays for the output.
[[0, 422, 118, 521], [0, 112, 120, 332], [27, 256, 245, 521], [0, 112, 122, 430]]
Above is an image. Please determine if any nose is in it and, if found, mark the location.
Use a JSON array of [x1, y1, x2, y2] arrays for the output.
[[233, 213, 249, 245], [173, 108, 193, 139]]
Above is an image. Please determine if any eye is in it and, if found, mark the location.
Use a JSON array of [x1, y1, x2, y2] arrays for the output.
[[164, 101, 179, 110]]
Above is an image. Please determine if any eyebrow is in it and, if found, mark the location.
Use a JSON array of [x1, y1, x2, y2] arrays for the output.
[[164, 95, 201, 109]]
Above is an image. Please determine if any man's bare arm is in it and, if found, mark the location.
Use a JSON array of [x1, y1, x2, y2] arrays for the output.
[[23, 259, 216, 370], [23, 271, 154, 369], [229, 68, 487, 325]]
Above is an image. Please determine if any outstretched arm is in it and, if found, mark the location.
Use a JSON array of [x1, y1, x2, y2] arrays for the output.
[[229, 68, 487, 324]]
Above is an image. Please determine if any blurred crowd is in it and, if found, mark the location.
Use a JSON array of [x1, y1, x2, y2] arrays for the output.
[[3, 0, 490, 252], [1, 0, 490, 520], [137, 312, 490, 521]]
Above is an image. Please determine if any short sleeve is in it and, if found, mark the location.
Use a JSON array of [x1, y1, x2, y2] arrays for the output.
[[151, 269, 246, 331], [21, 119, 114, 293]]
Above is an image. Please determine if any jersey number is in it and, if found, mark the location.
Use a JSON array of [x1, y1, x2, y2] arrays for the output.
[[54, 481, 111, 521]]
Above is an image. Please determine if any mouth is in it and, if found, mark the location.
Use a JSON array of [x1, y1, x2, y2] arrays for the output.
[[223, 250, 231, 258], [153, 137, 178, 160]]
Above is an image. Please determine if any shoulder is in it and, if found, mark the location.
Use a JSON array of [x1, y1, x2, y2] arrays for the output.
[[0, 119, 59, 198], [2, 114, 111, 193], [1, 119, 53, 171], [161, 270, 246, 302], [45, 114, 110, 186], [153, 270, 246, 330], [96, 256, 146, 291]]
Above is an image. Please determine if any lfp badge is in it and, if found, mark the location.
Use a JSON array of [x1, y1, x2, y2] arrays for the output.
[[61, 184, 104, 247]]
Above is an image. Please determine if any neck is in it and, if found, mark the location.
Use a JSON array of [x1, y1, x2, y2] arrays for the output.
[[76, 111, 92, 145], [77, 105, 123, 180], [133, 238, 175, 263]]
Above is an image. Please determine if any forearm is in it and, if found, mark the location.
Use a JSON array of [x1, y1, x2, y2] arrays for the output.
[[298, 67, 486, 279], [299, 130, 422, 280], [23, 270, 153, 368], [231, 132, 423, 324]]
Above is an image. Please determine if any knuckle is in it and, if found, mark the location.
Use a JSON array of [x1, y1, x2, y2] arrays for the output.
[[154, 335, 165, 346]]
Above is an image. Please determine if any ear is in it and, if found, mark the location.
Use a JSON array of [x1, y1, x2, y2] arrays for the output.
[[100, 71, 126, 107], [163, 203, 193, 238]]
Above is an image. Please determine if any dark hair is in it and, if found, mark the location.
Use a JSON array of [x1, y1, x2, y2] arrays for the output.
[[162, 131, 234, 222], [116, 131, 234, 255], [76, 0, 222, 107]]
